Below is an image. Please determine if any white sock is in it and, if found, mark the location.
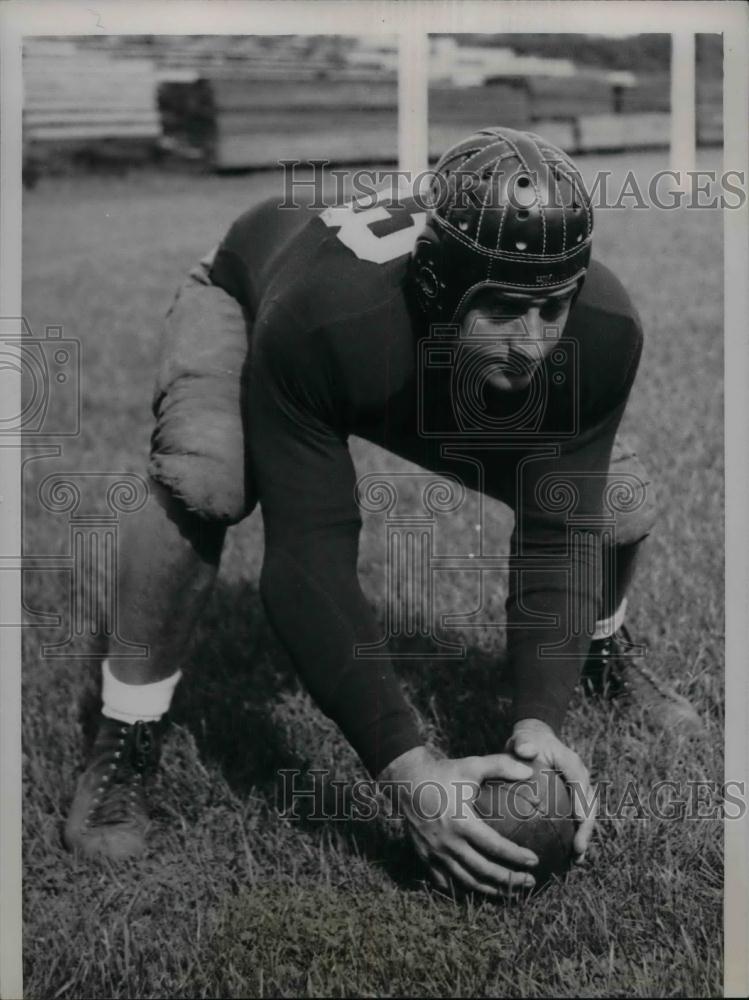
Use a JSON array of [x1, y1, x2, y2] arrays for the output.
[[101, 659, 182, 724], [592, 598, 628, 642]]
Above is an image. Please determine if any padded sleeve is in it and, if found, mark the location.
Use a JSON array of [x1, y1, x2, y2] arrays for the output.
[[148, 249, 256, 523]]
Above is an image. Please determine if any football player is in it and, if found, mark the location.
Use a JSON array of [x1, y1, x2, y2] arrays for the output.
[[64, 127, 702, 896]]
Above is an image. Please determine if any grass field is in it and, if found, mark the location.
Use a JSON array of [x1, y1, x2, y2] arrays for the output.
[[21, 150, 724, 998]]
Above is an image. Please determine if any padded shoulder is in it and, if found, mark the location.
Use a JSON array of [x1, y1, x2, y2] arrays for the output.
[[209, 197, 320, 311], [577, 259, 639, 321], [565, 259, 644, 422]]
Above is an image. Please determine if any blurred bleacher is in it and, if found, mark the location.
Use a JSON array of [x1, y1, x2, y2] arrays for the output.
[[22, 34, 723, 179], [23, 39, 161, 175]]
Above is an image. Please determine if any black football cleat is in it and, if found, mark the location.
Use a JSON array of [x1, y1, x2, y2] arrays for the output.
[[64, 715, 164, 861], [582, 625, 704, 735]]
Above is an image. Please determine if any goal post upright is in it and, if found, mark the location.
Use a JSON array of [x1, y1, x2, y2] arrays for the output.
[[670, 30, 697, 184], [398, 15, 429, 182]]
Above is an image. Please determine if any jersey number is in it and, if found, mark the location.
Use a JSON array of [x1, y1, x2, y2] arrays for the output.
[[320, 203, 427, 265]]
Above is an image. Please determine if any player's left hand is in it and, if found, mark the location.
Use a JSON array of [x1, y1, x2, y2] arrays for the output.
[[506, 718, 597, 863]]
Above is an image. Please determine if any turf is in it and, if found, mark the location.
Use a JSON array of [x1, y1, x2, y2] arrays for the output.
[[21, 151, 724, 998]]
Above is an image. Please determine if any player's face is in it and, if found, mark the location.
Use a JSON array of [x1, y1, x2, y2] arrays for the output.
[[457, 284, 577, 391]]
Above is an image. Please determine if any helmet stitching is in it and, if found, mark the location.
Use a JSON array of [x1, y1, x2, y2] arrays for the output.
[[548, 162, 569, 254], [532, 137, 586, 252], [554, 160, 593, 234], [439, 150, 521, 234], [499, 131, 548, 256], [458, 138, 509, 175], [417, 127, 594, 321], [451, 267, 589, 313], [431, 213, 589, 261], [447, 266, 586, 322], [492, 177, 510, 282], [550, 160, 593, 235], [439, 147, 535, 246], [451, 280, 494, 320], [475, 160, 499, 251], [436, 145, 483, 177]]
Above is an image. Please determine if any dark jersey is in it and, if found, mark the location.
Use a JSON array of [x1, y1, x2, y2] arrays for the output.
[[208, 190, 643, 777]]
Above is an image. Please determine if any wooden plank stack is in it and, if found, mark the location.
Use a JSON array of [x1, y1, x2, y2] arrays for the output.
[[159, 73, 534, 169], [210, 74, 397, 168], [576, 112, 673, 152], [526, 75, 616, 118]]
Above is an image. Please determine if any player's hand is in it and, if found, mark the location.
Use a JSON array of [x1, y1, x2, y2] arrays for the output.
[[377, 745, 540, 897], [506, 718, 597, 863]]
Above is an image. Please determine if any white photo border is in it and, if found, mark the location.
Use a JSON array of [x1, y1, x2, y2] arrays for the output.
[[1, 3, 746, 998]]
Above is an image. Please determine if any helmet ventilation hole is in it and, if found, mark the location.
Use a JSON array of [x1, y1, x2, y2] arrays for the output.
[[515, 241, 527, 251], [517, 209, 530, 220], [517, 175, 531, 188]]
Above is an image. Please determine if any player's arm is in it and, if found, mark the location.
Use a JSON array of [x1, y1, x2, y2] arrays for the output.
[[247, 309, 421, 777], [504, 314, 644, 855], [507, 310, 643, 729], [506, 398, 628, 727], [247, 312, 540, 895]]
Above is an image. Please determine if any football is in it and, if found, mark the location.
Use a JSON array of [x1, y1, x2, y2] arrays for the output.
[[474, 757, 575, 890]]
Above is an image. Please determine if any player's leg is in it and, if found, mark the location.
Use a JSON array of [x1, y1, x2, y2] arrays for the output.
[[584, 437, 703, 732], [64, 256, 254, 860], [63, 484, 226, 860], [592, 435, 654, 648], [107, 480, 226, 685]]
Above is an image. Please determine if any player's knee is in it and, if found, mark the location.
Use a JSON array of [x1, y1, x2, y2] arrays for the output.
[[148, 278, 256, 525], [149, 378, 256, 525], [609, 454, 657, 546], [149, 453, 254, 525]]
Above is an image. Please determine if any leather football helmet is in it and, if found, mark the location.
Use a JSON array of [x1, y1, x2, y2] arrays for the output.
[[411, 126, 593, 322]]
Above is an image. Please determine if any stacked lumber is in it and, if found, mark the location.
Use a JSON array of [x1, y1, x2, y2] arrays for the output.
[[616, 71, 723, 146], [576, 112, 672, 152], [211, 79, 395, 168], [526, 75, 616, 118], [159, 73, 533, 169], [159, 72, 398, 168], [618, 73, 671, 113]]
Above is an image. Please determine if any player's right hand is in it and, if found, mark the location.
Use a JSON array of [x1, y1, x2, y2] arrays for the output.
[[507, 718, 598, 863], [377, 746, 539, 897]]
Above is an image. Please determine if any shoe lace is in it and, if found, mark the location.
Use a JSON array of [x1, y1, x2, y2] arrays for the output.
[[88, 720, 156, 827]]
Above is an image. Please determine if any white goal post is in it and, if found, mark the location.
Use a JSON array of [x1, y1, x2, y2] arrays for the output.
[[397, 31, 698, 179], [670, 31, 697, 179]]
